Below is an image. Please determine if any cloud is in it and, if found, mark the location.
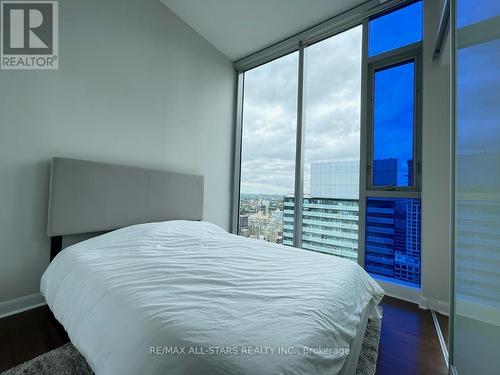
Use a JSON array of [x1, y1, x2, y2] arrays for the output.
[[240, 26, 363, 195]]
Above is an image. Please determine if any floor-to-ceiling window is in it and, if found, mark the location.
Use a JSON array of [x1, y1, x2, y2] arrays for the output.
[[234, 1, 423, 285], [238, 25, 363, 256], [238, 52, 298, 244], [298, 26, 363, 262], [363, 1, 423, 287]]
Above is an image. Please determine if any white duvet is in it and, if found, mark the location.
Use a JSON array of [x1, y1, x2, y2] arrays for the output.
[[41, 220, 384, 375]]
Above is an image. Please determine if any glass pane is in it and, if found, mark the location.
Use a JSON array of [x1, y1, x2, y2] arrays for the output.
[[453, 25, 500, 374], [458, 0, 500, 28], [365, 197, 421, 287], [299, 26, 362, 261], [238, 52, 298, 244], [368, 1, 422, 57], [373, 61, 415, 187]]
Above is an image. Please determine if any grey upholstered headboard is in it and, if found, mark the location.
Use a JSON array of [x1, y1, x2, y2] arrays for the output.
[[47, 158, 204, 240]]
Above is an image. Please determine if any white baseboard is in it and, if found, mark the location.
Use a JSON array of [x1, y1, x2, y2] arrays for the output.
[[419, 297, 450, 316], [0, 293, 46, 319], [374, 276, 450, 316], [373, 276, 422, 304]]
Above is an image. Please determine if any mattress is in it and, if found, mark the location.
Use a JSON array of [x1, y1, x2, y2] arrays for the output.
[[41, 220, 384, 375], [340, 301, 378, 375]]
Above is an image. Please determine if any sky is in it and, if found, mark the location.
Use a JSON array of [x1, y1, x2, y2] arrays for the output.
[[373, 62, 415, 187], [368, 1, 422, 57], [239, 0, 430, 195], [240, 25, 362, 195]]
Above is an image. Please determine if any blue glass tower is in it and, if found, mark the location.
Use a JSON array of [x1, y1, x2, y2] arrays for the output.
[[365, 197, 421, 286]]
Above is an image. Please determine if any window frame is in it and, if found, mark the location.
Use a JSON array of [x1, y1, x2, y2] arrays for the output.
[[359, 4, 423, 287], [365, 42, 423, 193], [367, 0, 424, 58], [231, 0, 422, 270], [230, 73, 244, 234]]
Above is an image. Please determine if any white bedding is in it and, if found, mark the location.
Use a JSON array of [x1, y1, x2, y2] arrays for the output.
[[41, 220, 384, 375]]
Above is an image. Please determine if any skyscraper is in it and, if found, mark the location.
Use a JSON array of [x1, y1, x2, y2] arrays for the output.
[[283, 160, 360, 261], [373, 158, 398, 186], [310, 160, 360, 199], [365, 197, 421, 285]]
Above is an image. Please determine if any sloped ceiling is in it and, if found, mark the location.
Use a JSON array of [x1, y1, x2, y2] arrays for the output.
[[160, 0, 368, 61]]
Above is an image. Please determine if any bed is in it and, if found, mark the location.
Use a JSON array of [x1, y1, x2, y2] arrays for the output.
[[40, 158, 384, 375]]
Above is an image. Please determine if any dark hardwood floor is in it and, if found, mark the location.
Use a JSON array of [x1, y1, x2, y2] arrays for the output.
[[377, 296, 448, 375], [0, 306, 68, 372], [0, 297, 448, 374]]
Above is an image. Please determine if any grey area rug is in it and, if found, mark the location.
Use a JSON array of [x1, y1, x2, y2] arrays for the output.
[[2, 309, 382, 375], [355, 307, 383, 375]]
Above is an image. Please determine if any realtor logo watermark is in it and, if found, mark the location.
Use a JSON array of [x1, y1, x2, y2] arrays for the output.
[[1, 0, 58, 69]]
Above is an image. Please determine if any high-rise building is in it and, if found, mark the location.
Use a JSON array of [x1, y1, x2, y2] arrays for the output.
[[365, 197, 421, 285], [407, 159, 414, 186], [283, 197, 359, 261], [283, 160, 360, 262], [282, 159, 421, 281], [310, 160, 359, 199], [373, 158, 398, 186], [239, 215, 249, 229]]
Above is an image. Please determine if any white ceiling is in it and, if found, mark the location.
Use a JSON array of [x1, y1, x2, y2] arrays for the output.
[[160, 0, 367, 61]]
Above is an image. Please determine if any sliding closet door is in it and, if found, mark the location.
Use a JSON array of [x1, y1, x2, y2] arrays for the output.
[[452, 0, 500, 373]]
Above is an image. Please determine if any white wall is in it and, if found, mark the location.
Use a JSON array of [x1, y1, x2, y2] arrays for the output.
[[0, 0, 235, 304], [421, 0, 451, 313]]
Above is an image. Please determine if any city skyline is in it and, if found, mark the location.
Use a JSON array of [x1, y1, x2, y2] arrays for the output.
[[239, 157, 422, 283], [238, 6, 423, 286]]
